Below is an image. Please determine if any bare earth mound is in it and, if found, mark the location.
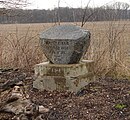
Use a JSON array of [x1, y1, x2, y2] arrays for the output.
[[0, 70, 130, 120]]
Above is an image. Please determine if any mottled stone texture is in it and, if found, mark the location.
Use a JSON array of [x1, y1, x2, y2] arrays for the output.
[[33, 60, 95, 92], [40, 24, 91, 64]]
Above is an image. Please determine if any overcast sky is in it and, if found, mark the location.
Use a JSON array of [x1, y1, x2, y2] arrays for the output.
[[26, 0, 130, 9]]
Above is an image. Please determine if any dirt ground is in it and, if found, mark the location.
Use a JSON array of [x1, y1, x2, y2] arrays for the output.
[[0, 69, 130, 120]]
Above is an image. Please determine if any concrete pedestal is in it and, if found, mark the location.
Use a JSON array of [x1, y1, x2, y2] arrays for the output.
[[33, 60, 95, 92]]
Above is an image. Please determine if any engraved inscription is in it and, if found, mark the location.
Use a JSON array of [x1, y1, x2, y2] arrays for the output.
[[43, 40, 72, 63], [46, 67, 64, 76]]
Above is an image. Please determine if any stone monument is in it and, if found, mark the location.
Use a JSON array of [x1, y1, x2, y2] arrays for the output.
[[33, 24, 95, 92]]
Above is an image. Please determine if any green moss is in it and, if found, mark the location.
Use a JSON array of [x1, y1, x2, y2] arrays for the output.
[[115, 103, 127, 110]]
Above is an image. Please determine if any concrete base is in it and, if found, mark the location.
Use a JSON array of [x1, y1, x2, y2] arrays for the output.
[[33, 60, 95, 92]]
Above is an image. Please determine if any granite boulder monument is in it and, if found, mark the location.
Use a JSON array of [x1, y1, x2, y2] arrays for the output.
[[39, 24, 91, 64], [33, 24, 95, 92]]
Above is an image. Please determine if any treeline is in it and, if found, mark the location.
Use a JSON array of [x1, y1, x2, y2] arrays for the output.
[[0, 2, 130, 24]]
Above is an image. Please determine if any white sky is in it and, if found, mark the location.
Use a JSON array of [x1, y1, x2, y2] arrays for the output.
[[26, 0, 130, 9]]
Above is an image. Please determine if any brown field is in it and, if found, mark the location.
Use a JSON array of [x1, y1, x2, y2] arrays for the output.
[[0, 21, 130, 78]]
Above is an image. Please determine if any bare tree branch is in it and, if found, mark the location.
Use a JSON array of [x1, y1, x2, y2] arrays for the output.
[[81, 1, 119, 27], [81, 0, 92, 27], [58, 0, 61, 25], [0, 0, 28, 8]]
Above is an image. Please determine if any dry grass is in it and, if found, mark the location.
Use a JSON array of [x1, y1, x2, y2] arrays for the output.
[[84, 21, 130, 78], [0, 21, 130, 78]]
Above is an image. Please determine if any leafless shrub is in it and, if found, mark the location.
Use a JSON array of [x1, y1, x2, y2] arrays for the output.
[[0, 33, 4, 66], [0, 26, 43, 70], [85, 20, 129, 78]]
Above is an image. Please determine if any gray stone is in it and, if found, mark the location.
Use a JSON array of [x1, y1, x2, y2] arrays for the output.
[[1, 84, 49, 116], [38, 105, 49, 113], [1, 85, 36, 115], [40, 24, 91, 64]]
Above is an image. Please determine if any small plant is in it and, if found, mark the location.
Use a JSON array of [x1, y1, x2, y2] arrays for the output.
[[115, 103, 127, 110]]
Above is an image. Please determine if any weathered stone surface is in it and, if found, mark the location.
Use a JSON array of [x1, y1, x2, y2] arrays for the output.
[[1, 85, 36, 115], [40, 24, 91, 64], [33, 60, 95, 92], [0, 83, 49, 118]]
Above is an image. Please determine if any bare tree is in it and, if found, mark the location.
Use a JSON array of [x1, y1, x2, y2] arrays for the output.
[[0, 0, 28, 22], [109, 2, 130, 20], [0, 0, 27, 8], [57, 0, 61, 25], [81, 0, 92, 27]]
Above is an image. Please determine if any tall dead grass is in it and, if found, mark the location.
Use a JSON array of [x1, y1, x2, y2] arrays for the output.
[[85, 21, 130, 78], [0, 25, 45, 70], [0, 22, 130, 78]]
